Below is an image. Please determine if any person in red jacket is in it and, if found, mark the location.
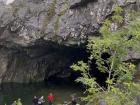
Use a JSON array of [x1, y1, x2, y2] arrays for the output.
[[47, 93, 54, 105]]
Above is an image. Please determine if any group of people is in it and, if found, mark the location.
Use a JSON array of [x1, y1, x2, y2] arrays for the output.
[[33, 93, 54, 105], [10, 93, 79, 105], [32, 93, 79, 105]]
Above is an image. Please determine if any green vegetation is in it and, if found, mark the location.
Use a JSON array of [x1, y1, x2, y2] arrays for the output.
[[71, 6, 140, 105]]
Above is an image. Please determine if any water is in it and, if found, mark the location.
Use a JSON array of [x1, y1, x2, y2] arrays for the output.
[[0, 82, 84, 105]]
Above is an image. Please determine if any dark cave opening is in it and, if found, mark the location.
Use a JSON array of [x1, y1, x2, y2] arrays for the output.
[[1, 38, 109, 87], [43, 43, 88, 86], [89, 53, 110, 87], [41, 41, 109, 87]]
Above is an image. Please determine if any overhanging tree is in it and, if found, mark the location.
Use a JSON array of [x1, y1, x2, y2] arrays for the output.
[[71, 6, 140, 105]]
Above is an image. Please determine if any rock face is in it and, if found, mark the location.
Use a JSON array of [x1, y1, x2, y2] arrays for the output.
[[0, 0, 139, 83], [0, 41, 88, 83]]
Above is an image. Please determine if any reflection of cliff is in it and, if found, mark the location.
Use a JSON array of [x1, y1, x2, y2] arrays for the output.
[[0, 0, 140, 84]]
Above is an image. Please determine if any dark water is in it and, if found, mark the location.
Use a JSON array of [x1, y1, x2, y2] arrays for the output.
[[0, 82, 84, 105]]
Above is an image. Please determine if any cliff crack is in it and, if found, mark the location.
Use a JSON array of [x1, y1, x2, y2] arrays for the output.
[[70, 0, 97, 9]]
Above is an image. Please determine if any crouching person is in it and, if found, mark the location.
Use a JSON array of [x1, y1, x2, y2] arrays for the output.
[[38, 96, 45, 105]]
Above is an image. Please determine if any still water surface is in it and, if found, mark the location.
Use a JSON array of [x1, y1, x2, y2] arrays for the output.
[[0, 82, 83, 105]]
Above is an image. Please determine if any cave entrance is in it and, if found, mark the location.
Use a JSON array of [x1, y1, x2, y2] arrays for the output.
[[42, 42, 108, 87], [42, 43, 88, 86], [24, 39, 108, 87]]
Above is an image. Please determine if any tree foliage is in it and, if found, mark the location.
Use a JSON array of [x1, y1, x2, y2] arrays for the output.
[[71, 5, 140, 105]]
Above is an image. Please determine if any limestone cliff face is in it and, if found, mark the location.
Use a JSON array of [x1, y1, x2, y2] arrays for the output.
[[0, 0, 139, 83]]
